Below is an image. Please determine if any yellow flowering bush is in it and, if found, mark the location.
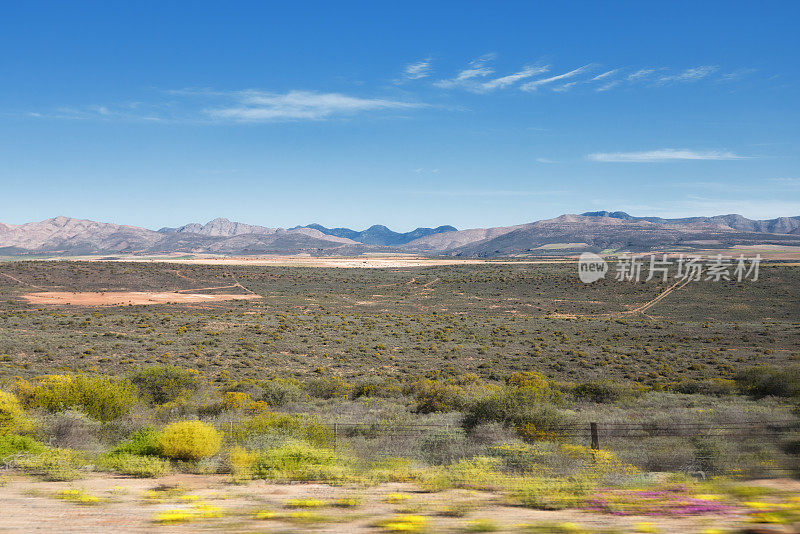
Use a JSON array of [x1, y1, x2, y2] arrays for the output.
[[0, 390, 31, 434], [157, 421, 222, 460], [14, 375, 137, 421]]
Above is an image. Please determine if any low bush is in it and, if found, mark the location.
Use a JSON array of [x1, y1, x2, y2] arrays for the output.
[[305, 376, 353, 399], [230, 412, 333, 448], [111, 428, 162, 456], [100, 452, 171, 477], [735, 366, 800, 398], [42, 410, 101, 450], [351, 378, 402, 399], [0, 390, 31, 435], [15, 447, 87, 480], [0, 434, 47, 458], [157, 421, 222, 461], [408, 380, 466, 414], [221, 391, 252, 410], [570, 380, 638, 403], [130, 366, 201, 404], [258, 379, 307, 406], [251, 441, 348, 483], [463, 386, 570, 442], [14, 375, 138, 421], [228, 445, 257, 482], [418, 428, 481, 465]]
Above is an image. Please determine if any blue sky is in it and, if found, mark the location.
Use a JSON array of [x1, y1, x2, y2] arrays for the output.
[[1, 1, 798, 231]]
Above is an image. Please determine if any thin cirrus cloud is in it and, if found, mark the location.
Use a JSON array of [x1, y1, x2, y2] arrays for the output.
[[656, 65, 718, 84], [402, 59, 433, 80], [433, 54, 551, 92], [480, 65, 550, 91], [427, 56, 744, 95], [433, 54, 497, 89], [519, 64, 595, 91], [23, 89, 426, 123], [204, 90, 425, 121], [587, 148, 748, 163]]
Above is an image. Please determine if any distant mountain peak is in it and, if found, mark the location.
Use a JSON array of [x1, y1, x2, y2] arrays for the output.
[[581, 211, 634, 220], [297, 223, 458, 246]]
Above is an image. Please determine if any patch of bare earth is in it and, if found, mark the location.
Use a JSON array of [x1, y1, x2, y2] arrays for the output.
[[21, 291, 261, 306]]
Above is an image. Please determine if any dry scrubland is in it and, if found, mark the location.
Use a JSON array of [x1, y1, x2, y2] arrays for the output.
[[0, 260, 799, 533]]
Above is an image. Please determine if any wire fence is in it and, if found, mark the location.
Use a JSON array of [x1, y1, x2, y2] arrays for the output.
[[326, 419, 800, 477]]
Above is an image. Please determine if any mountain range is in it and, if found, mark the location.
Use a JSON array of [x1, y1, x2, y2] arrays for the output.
[[1, 213, 798, 257]]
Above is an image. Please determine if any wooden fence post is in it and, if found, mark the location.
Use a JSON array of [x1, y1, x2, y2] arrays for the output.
[[590, 422, 599, 450]]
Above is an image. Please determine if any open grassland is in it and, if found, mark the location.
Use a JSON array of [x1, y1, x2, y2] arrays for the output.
[[1, 260, 799, 532]]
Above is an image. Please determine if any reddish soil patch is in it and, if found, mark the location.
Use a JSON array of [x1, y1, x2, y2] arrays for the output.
[[22, 291, 261, 306]]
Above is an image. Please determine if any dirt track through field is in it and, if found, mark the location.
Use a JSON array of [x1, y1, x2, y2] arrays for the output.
[[620, 277, 693, 315]]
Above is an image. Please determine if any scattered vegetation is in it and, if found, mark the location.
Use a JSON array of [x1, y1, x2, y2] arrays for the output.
[[0, 260, 797, 531]]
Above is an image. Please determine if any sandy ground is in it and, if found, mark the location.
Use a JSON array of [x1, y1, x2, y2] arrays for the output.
[[0, 472, 767, 533], [21, 291, 261, 306]]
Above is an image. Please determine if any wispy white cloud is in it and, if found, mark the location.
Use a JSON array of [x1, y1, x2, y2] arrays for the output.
[[434, 54, 497, 89], [520, 64, 594, 91], [596, 80, 621, 92], [656, 65, 718, 84], [479, 65, 550, 91], [536, 157, 558, 164], [403, 59, 433, 80], [592, 69, 620, 81], [206, 90, 424, 121], [719, 68, 757, 82], [588, 148, 748, 162], [627, 68, 656, 82]]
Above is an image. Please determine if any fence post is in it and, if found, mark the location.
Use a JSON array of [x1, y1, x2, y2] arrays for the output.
[[590, 422, 599, 450]]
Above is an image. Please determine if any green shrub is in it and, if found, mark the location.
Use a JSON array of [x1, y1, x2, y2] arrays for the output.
[[0, 390, 31, 434], [409, 380, 466, 414], [735, 366, 800, 398], [111, 428, 162, 456], [15, 447, 86, 480], [0, 434, 47, 458], [14, 375, 138, 421], [251, 441, 347, 483], [130, 366, 201, 404], [463, 386, 569, 441], [100, 452, 171, 477], [570, 380, 637, 403], [157, 420, 222, 461], [258, 379, 306, 406], [305, 376, 353, 399], [351, 378, 402, 399], [230, 412, 333, 448]]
